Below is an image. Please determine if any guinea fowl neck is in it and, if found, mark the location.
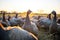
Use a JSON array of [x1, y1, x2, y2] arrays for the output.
[[48, 14, 51, 20], [15, 14, 18, 18], [25, 13, 31, 25], [2, 14, 6, 22], [8, 16, 10, 21], [53, 14, 57, 22]]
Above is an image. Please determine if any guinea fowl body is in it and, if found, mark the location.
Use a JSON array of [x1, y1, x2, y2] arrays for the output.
[[22, 10, 39, 37], [49, 11, 60, 40], [36, 15, 52, 31], [0, 26, 37, 40]]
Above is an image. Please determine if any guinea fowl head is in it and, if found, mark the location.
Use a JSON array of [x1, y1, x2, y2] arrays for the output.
[[51, 10, 57, 21], [51, 11, 56, 15], [27, 10, 32, 15]]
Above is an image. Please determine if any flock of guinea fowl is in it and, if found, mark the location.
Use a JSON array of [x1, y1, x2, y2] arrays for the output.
[[0, 10, 60, 40]]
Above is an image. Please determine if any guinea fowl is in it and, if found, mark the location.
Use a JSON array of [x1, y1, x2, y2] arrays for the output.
[[1, 13, 10, 27], [14, 14, 24, 27], [9, 14, 24, 26], [6, 15, 11, 26], [22, 10, 39, 37], [0, 22, 38, 40], [49, 11, 60, 40], [49, 11, 57, 34], [36, 14, 52, 31], [31, 15, 40, 25], [9, 14, 19, 26]]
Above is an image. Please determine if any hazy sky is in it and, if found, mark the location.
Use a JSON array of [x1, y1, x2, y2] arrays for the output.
[[0, 0, 60, 13]]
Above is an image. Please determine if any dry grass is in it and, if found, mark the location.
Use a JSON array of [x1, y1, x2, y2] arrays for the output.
[[38, 29, 53, 40], [0, 13, 60, 18]]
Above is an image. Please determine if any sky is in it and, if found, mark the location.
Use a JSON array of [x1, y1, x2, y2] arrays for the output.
[[0, 0, 60, 13]]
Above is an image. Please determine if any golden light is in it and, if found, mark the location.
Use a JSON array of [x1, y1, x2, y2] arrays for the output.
[[0, 0, 60, 13]]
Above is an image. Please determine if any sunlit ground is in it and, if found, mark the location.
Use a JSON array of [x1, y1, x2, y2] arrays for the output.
[[0, 12, 60, 18]]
